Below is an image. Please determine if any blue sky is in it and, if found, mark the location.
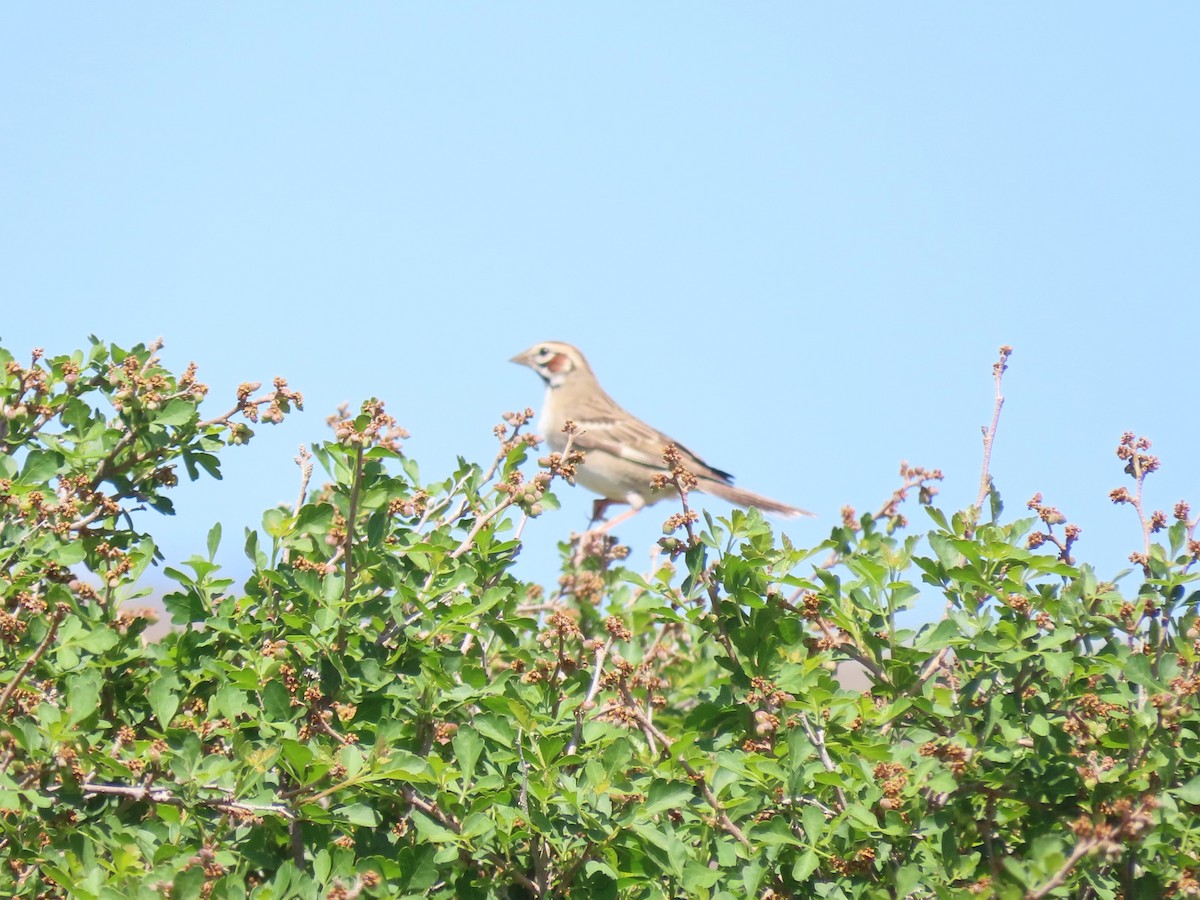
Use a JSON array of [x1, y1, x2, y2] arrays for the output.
[[2, 5, 1197, 623]]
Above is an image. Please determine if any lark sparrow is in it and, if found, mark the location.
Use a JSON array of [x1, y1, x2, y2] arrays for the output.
[[511, 341, 813, 529]]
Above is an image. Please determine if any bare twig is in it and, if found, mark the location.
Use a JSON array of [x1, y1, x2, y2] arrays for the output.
[[405, 788, 542, 896], [448, 496, 517, 560], [566, 637, 614, 756], [289, 820, 305, 868], [796, 712, 847, 811], [294, 445, 313, 514], [618, 678, 751, 848], [448, 430, 577, 562], [81, 781, 296, 819], [343, 443, 365, 607], [810, 463, 943, 571], [1025, 836, 1099, 899], [879, 647, 954, 736], [664, 458, 743, 671], [976, 345, 1012, 510], [0, 604, 67, 722], [88, 429, 140, 490]]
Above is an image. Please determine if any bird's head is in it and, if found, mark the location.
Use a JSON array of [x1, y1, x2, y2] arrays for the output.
[[510, 341, 589, 388]]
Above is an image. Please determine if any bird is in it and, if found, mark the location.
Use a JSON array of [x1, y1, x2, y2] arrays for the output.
[[510, 341, 814, 530]]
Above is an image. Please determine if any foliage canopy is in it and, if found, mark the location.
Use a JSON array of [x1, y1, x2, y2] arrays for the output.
[[1, 340, 1198, 899]]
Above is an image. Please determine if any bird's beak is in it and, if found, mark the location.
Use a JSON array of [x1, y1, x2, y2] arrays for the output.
[[509, 351, 530, 367]]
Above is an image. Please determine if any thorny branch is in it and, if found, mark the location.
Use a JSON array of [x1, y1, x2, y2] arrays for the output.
[[796, 712, 847, 811], [448, 427, 578, 561], [81, 781, 296, 820], [656, 447, 743, 671], [0, 604, 67, 728], [566, 636, 614, 756], [404, 788, 542, 896], [617, 677, 751, 849]]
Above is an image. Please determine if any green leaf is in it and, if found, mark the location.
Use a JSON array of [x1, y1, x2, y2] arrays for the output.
[[895, 864, 922, 896], [375, 751, 434, 781], [313, 849, 331, 885], [1123, 652, 1163, 689], [410, 810, 459, 843], [1042, 651, 1073, 678], [49, 538, 87, 567], [453, 727, 484, 782], [334, 803, 379, 827], [66, 671, 101, 727], [792, 849, 819, 882], [913, 617, 961, 651], [644, 779, 695, 815], [844, 803, 879, 833], [800, 803, 826, 844], [214, 683, 249, 719], [244, 527, 261, 564], [262, 507, 288, 538], [19, 449, 62, 483], [157, 399, 198, 427], [172, 865, 206, 900], [1173, 775, 1200, 805], [261, 681, 294, 722], [207, 522, 222, 561], [150, 674, 181, 728]]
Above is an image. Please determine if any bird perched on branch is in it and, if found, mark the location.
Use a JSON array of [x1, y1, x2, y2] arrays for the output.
[[510, 341, 814, 530]]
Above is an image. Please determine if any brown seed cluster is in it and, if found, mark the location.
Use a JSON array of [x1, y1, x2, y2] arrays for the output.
[[559, 569, 606, 605], [1024, 492, 1081, 560], [492, 408, 541, 456], [1, 471, 123, 537], [661, 509, 699, 535], [828, 847, 877, 876], [1116, 432, 1159, 478], [604, 616, 632, 641], [545, 610, 582, 641], [876, 462, 944, 527], [239, 377, 302, 425], [841, 506, 859, 529], [652, 444, 699, 496], [330, 399, 407, 451], [0, 609, 26, 644], [748, 677, 793, 710], [106, 351, 189, 414], [1005, 593, 1030, 615], [1074, 750, 1116, 784], [795, 591, 823, 620], [1027, 492, 1066, 525], [502, 470, 552, 517], [388, 490, 429, 518], [539, 447, 585, 487], [1171, 870, 1200, 898], [919, 740, 970, 776], [874, 761, 908, 809], [1070, 795, 1158, 852]]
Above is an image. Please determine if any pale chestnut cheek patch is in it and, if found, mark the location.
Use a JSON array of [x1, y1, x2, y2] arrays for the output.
[[546, 353, 570, 374]]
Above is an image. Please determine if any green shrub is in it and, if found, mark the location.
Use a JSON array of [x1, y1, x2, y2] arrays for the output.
[[2, 340, 1198, 899]]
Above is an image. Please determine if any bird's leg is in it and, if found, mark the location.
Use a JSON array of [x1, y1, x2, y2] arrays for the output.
[[588, 498, 616, 527], [595, 505, 641, 533]]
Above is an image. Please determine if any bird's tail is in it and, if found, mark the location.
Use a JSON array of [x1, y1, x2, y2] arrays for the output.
[[698, 479, 815, 519]]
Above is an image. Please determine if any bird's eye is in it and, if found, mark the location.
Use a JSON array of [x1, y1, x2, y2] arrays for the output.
[[536, 346, 551, 358]]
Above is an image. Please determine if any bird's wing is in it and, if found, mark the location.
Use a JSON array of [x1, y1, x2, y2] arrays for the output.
[[568, 393, 734, 484]]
